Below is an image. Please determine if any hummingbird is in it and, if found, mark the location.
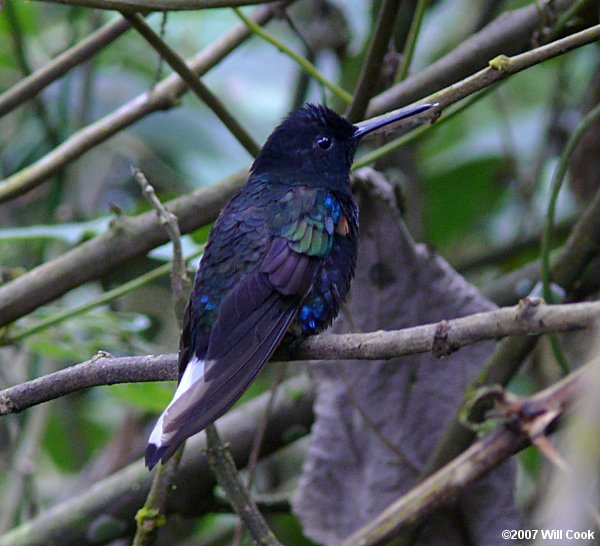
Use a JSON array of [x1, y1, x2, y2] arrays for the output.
[[145, 102, 434, 469]]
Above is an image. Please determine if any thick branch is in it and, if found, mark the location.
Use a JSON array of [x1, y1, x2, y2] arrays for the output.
[[339, 365, 587, 546], [2, 300, 599, 415], [0, 170, 244, 329]]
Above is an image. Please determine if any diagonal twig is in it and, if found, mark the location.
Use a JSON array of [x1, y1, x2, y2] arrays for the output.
[[339, 364, 589, 546], [0, 16, 132, 118], [122, 12, 261, 158], [345, 0, 403, 122]]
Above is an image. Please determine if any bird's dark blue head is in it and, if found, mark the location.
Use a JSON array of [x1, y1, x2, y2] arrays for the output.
[[250, 103, 434, 194]]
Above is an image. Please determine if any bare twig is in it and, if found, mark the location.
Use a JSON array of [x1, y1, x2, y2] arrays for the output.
[[133, 168, 189, 319], [339, 364, 588, 546], [345, 0, 402, 122], [131, 168, 189, 546], [3, 300, 600, 415], [367, 0, 578, 116], [205, 425, 282, 546], [396, 0, 428, 82], [0, 401, 50, 532], [123, 12, 260, 158], [0, 376, 315, 546], [233, 364, 286, 546], [3, 0, 60, 145], [0, 17, 131, 118], [0, 3, 281, 204]]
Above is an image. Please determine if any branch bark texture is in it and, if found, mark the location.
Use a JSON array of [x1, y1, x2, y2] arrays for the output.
[[0, 375, 314, 546], [2, 300, 599, 415], [0, 3, 280, 204], [339, 364, 586, 546], [367, 0, 578, 116], [0, 16, 132, 118]]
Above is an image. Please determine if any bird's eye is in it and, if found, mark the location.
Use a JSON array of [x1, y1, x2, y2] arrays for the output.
[[316, 135, 332, 150]]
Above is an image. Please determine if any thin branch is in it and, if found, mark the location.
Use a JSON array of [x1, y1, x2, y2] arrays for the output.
[[123, 12, 261, 158], [367, 0, 579, 116], [205, 425, 282, 546], [34, 0, 280, 10], [3, 0, 60, 145], [0, 376, 315, 546], [345, 0, 403, 122], [233, 7, 353, 105], [541, 101, 600, 303], [131, 169, 189, 546], [485, 164, 600, 306], [1, 246, 204, 345], [3, 300, 600, 415], [339, 364, 588, 546], [0, 16, 131, 118], [0, 3, 281, 205], [396, 0, 428, 82], [133, 168, 190, 319]]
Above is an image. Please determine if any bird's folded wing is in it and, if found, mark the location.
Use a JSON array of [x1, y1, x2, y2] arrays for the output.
[[160, 238, 321, 452]]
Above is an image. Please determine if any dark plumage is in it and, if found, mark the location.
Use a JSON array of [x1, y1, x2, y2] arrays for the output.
[[146, 102, 433, 469]]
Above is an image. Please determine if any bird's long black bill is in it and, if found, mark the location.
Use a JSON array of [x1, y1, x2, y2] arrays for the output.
[[352, 103, 435, 140]]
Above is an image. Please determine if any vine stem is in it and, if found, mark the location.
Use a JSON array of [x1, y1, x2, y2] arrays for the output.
[[233, 7, 353, 104]]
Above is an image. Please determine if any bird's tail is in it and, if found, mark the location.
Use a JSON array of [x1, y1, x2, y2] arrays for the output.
[[145, 355, 205, 469]]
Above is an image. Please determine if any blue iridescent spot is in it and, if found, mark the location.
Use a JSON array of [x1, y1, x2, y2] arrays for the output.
[[299, 305, 311, 320], [205, 301, 216, 311], [200, 295, 209, 304], [324, 194, 342, 224]]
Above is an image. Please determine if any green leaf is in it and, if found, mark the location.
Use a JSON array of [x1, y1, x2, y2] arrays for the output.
[[422, 156, 506, 246], [109, 382, 175, 413]]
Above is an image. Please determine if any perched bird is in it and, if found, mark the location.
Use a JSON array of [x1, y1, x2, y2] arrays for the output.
[[146, 102, 433, 469]]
